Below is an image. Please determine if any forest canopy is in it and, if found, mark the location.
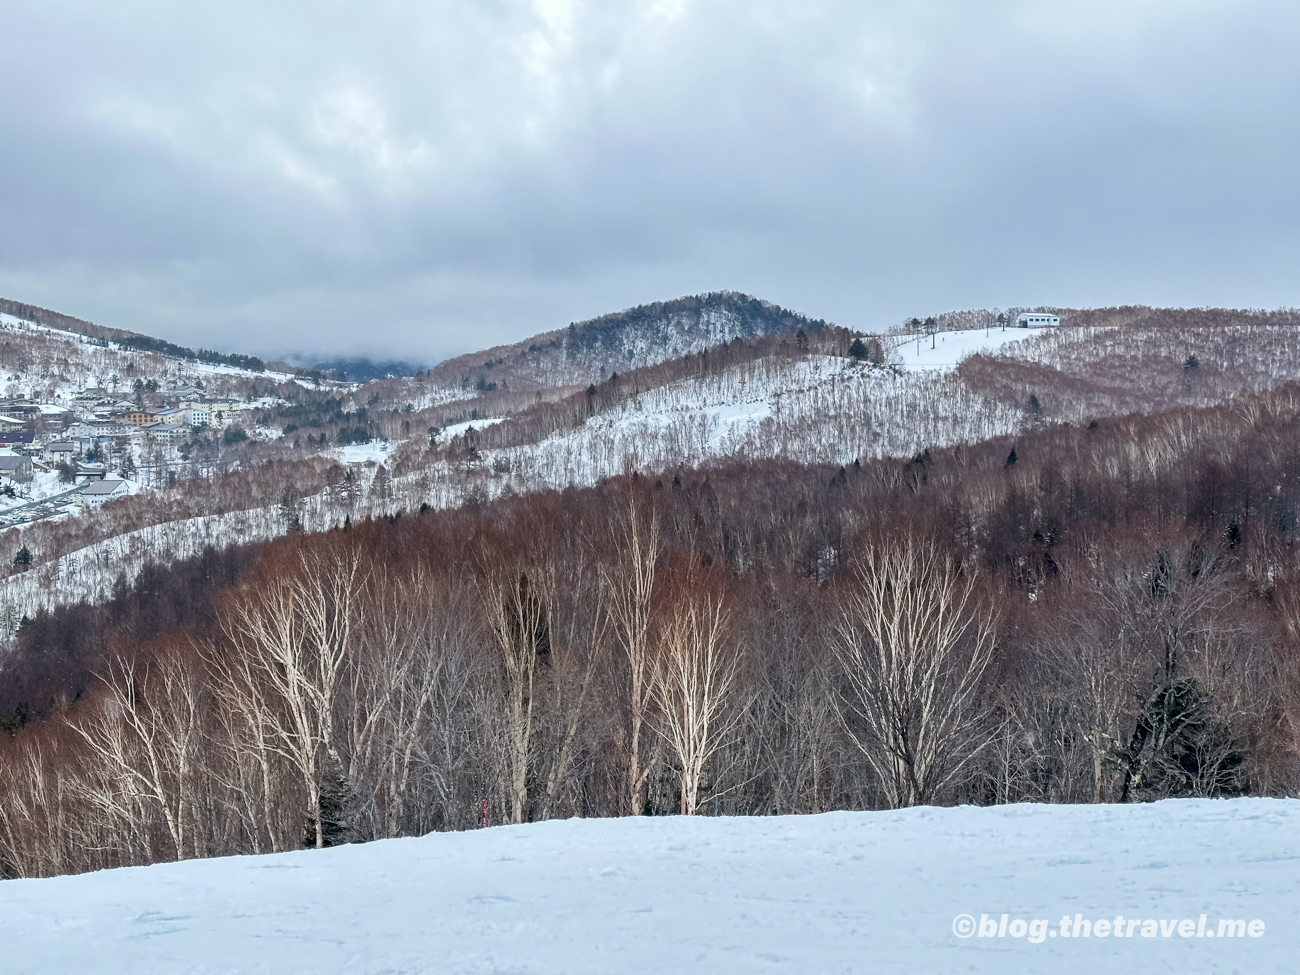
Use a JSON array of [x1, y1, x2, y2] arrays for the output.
[[3, 380, 1300, 877]]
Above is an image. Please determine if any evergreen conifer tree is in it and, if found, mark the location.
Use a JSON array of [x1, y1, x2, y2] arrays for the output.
[[304, 758, 357, 848]]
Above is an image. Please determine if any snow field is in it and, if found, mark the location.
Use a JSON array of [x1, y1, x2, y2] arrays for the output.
[[889, 325, 1048, 371], [0, 798, 1295, 974], [336, 441, 397, 465], [439, 417, 505, 440]]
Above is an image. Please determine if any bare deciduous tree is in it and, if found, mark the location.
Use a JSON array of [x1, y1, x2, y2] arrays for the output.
[[482, 567, 553, 824], [67, 651, 206, 861], [833, 537, 995, 808], [652, 584, 746, 815], [601, 495, 662, 815], [215, 547, 365, 848]]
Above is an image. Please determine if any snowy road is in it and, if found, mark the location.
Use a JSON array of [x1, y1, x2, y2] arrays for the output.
[[2, 799, 1296, 974]]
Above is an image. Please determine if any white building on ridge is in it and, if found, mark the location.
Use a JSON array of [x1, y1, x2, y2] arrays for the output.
[[1016, 312, 1060, 327]]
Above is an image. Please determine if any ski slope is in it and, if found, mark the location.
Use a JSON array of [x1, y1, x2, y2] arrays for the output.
[[440, 417, 505, 440], [1, 799, 1295, 974], [892, 325, 1049, 371]]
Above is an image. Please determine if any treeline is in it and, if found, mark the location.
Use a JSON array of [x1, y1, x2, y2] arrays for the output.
[[0, 297, 126, 343], [4, 385, 1300, 876], [115, 334, 265, 373], [0, 297, 268, 373], [564, 290, 830, 354]]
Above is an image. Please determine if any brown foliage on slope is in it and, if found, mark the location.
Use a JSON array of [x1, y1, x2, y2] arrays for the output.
[[4, 383, 1300, 876]]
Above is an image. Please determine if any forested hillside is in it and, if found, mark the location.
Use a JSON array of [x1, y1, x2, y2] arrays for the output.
[[403, 291, 834, 402], [9, 301, 1300, 646], [7, 295, 1300, 881], [4, 378, 1300, 875]]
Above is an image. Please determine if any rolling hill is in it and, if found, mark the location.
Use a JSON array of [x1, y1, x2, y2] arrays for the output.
[[4, 295, 1300, 646]]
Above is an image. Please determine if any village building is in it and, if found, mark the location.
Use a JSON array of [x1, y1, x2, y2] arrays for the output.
[[78, 478, 129, 504], [70, 417, 131, 439], [143, 422, 187, 445], [0, 431, 35, 449], [0, 455, 33, 483], [42, 440, 78, 463], [75, 463, 108, 481]]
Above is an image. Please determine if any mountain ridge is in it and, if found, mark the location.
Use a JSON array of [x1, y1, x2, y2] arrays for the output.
[[420, 290, 835, 396]]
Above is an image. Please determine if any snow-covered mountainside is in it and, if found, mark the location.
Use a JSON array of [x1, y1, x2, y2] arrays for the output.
[[464, 311, 1300, 489], [413, 290, 834, 400], [2, 799, 1294, 974], [7, 299, 1300, 640], [0, 310, 298, 401], [485, 330, 1048, 482]]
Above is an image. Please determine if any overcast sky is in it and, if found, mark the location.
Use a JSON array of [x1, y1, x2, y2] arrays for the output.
[[1, 1, 1297, 363]]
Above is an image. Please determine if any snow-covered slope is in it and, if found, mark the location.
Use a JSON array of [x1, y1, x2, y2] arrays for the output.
[[3, 799, 1294, 974], [412, 291, 834, 402], [891, 324, 1048, 371], [487, 353, 1026, 484], [0, 311, 295, 400], [12, 303, 1300, 639]]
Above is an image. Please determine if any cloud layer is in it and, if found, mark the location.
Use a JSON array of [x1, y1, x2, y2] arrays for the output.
[[1, 0, 1297, 360]]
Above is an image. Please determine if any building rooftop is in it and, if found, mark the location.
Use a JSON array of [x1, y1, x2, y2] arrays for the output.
[[81, 479, 126, 495]]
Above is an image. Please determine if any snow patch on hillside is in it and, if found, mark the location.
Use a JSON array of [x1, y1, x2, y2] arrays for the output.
[[441, 417, 505, 439], [1, 799, 1294, 974], [337, 441, 395, 465], [891, 326, 1048, 371], [0, 311, 89, 345], [0, 506, 293, 629]]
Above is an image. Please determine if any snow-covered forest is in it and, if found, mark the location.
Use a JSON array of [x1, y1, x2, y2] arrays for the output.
[[6, 378, 1300, 880], [6, 298, 1300, 894], [10, 301, 1300, 642], [0, 312, 292, 402]]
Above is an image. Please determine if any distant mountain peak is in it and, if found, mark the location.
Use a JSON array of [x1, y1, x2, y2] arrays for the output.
[[423, 291, 833, 394]]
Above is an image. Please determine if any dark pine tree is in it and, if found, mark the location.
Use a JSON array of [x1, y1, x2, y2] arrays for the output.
[[305, 758, 357, 848]]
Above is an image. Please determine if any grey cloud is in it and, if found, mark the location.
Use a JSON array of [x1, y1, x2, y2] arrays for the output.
[[1, 0, 1297, 361]]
